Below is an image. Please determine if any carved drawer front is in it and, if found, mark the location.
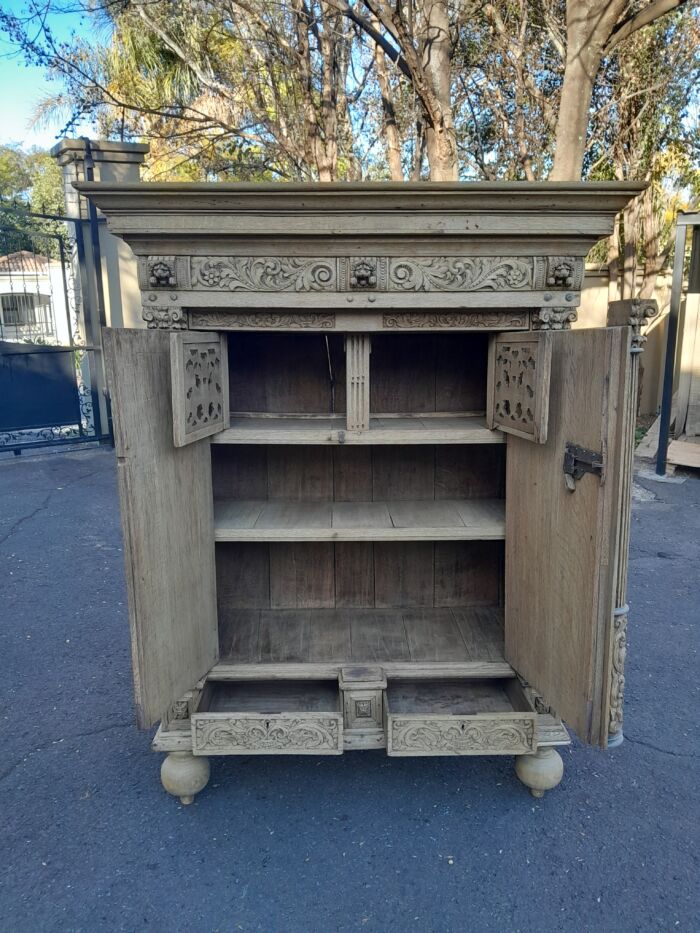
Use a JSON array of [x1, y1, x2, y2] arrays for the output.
[[385, 679, 537, 757], [191, 681, 343, 755]]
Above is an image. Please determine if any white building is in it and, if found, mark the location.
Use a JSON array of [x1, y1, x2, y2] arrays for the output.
[[0, 250, 72, 346]]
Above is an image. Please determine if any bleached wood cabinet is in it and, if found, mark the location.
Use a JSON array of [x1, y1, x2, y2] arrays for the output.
[[82, 182, 657, 804]]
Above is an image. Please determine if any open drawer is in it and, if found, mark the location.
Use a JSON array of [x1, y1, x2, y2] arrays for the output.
[[191, 681, 343, 755], [385, 678, 537, 756]]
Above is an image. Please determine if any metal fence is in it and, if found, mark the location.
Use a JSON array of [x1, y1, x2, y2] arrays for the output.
[[0, 213, 109, 453]]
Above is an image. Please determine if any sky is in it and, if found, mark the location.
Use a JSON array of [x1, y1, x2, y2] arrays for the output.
[[0, 0, 93, 150]]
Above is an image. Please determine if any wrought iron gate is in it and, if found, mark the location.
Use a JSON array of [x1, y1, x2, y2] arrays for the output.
[[0, 211, 109, 453]]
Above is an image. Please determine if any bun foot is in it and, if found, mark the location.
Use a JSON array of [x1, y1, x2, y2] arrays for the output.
[[160, 752, 210, 805], [515, 747, 563, 798]]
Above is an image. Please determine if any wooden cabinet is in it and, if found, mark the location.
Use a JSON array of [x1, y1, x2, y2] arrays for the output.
[[88, 182, 656, 804]]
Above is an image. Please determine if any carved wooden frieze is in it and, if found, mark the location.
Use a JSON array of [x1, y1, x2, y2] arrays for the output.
[[487, 332, 552, 443], [187, 311, 335, 329], [191, 257, 336, 291], [388, 256, 546, 291], [383, 311, 529, 329], [154, 255, 583, 293], [192, 715, 342, 754], [170, 331, 229, 446], [388, 716, 537, 755]]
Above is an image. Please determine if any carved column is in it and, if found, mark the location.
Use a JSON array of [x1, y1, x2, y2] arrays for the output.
[[346, 334, 371, 431], [606, 298, 658, 745], [531, 307, 578, 330]]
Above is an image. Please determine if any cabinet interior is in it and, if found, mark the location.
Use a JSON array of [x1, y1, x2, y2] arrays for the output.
[[213, 329, 506, 669], [226, 331, 489, 419]]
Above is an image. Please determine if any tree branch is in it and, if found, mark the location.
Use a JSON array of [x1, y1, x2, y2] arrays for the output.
[[606, 0, 688, 53]]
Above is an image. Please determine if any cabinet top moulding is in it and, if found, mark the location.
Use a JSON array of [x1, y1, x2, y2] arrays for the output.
[[76, 181, 643, 246]]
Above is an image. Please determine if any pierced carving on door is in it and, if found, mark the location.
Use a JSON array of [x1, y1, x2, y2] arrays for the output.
[[487, 332, 551, 443], [184, 344, 223, 434], [170, 332, 229, 446]]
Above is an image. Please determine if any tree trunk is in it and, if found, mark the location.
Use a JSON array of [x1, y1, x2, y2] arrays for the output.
[[622, 198, 640, 299], [373, 21, 404, 181], [607, 215, 621, 302], [422, 0, 457, 181], [550, 1, 625, 180]]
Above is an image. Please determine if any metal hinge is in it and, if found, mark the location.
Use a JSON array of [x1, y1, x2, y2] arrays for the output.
[[563, 442, 604, 491]]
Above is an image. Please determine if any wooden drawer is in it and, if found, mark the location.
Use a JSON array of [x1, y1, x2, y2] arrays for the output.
[[191, 681, 343, 755], [385, 679, 537, 756]]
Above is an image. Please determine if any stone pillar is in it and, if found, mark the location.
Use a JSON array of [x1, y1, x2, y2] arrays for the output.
[[51, 139, 148, 438], [51, 139, 149, 331]]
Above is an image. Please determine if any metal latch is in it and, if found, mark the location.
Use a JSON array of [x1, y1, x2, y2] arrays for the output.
[[563, 442, 604, 491]]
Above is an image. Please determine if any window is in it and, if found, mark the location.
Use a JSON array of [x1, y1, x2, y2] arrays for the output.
[[0, 293, 54, 338], [1, 293, 40, 325]]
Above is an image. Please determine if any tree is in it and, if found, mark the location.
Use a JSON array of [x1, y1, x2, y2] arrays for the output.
[[0, 0, 697, 182], [0, 145, 66, 256], [550, 0, 690, 180]]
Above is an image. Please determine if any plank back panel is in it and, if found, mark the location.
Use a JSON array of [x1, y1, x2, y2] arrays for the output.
[[371, 334, 488, 413], [228, 333, 346, 414], [103, 328, 219, 728]]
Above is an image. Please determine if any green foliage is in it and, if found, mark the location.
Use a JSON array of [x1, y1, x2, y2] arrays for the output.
[[0, 146, 66, 258]]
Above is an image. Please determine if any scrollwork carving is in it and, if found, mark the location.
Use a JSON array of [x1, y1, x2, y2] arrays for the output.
[[142, 305, 186, 329], [388, 256, 539, 291], [390, 717, 536, 754], [193, 716, 341, 753], [182, 256, 577, 294], [188, 311, 335, 329], [383, 311, 528, 329], [191, 257, 336, 291]]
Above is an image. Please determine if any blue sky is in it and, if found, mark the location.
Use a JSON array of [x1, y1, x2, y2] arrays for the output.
[[0, 0, 93, 149]]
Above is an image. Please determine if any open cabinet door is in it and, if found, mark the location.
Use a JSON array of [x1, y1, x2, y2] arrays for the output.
[[104, 328, 219, 728], [504, 326, 631, 747]]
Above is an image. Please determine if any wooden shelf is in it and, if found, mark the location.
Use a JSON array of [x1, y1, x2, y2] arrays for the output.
[[213, 497, 505, 541], [213, 414, 504, 445], [218, 606, 506, 667]]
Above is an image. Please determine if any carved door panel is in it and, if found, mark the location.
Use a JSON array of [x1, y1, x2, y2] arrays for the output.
[[504, 327, 632, 747], [487, 332, 552, 443], [171, 331, 229, 447], [104, 329, 219, 728]]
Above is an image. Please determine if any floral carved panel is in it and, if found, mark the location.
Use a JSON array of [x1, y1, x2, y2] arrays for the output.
[[191, 257, 336, 291], [388, 716, 536, 755]]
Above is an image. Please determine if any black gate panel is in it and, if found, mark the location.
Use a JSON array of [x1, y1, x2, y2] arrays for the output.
[[0, 341, 81, 432]]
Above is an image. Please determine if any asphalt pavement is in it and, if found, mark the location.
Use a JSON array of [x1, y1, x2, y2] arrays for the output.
[[1, 447, 698, 933]]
